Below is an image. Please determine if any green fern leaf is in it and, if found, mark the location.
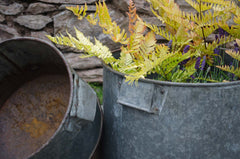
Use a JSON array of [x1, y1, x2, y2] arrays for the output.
[[171, 61, 196, 82]]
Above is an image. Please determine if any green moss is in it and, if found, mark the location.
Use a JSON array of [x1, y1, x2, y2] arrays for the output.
[[89, 82, 103, 105]]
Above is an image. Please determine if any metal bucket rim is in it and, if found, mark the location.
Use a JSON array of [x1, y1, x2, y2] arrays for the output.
[[103, 62, 240, 87], [89, 100, 103, 159], [0, 37, 75, 158]]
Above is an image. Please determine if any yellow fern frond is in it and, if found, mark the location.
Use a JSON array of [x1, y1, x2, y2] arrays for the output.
[[146, 23, 176, 42], [125, 44, 170, 84], [193, 36, 234, 57], [185, 0, 213, 12], [66, 3, 88, 20], [225, 49, 240, 61], [216, 65, 240, 78], [47, 28, 116, 65], [126, 19, 149, 60], [96, 1, 129, 44], [233, 15, 240, 25], [199, 0, 231, 6]]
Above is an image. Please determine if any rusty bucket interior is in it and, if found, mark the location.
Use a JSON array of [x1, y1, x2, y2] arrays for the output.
[[0, 38, 73, 159]]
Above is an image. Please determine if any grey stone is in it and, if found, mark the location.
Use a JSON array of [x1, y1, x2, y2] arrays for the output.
[[14, 15, 52, 30], [53, 6, 128, 51], [0, 0, 10, 5], [76, 68, 103, 83], [38, 0, 96, 4], [26, 3, 57, 14], [0, 3, 24, 15], [0, 14, 5, 22], [30, 31, 51, 42], [141, 16, 164, 27], [64, 53, 102, 70], [112, 0, 152, 15], [176, 0, 191, 7], [175, 0, 197, 13], [0, 24, 20, 42], [205, 34, 215, 42], [59, 4, 96, 11]]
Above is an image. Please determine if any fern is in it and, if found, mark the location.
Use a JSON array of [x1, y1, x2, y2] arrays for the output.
[[171, 62, 196, 82], [66, 4, 88, 20], [185, 0, 213, 12], [216, 38, 240, 78], [146, 23, 176, 42], [47, 28, 116, 65], [216, 65, 240, 78], [48, 0, 240, 84], [127, 0, 138, 34]]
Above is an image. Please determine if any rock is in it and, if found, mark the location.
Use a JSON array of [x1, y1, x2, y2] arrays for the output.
[[112, 0, 152, 15], [0, 14, 5, 22], [38, 0, 96, 4], [53, 5, 128, 51], [26, 3, 57, 14], [0, 0, 10, 5], [175, 0, 197, 13], [0, 3, 24, 15], [59, 4, 96, 11], [30, 31, 51, 42], [141, 16, 164, 27], [14, 15, 52, 30], [64, 53, 102, 70], [176, 0, 191, 7], [0, 24, 20, 42], [76, 68, 103, 83]]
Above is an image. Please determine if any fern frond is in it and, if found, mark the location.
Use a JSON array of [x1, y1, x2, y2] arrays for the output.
[[195, 25, 217, 38], [145, 23, 176, 42], [66, 3, 88, 20], [233, 15, 240, 25], [193, 36, 235, 57], [125, 44, 171, 84], [47, 33, 77, 48], [96, 1, 129, 44], [158, 52, 192, 77], [171, 61, 196, 82], [67, 1, 129, 45], [126, 19, 155, 60], [47, 28, 116, 65], [127, 0, 138, 34], [185, 0, 213, 12], [219, 23, 240, 39], [216, 65, 240, 78], [225, 49, 240, 61], [148, 0, 188, 31], [199, 0, 232, 6]]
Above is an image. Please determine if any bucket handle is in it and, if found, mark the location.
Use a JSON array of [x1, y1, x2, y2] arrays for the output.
[[70, 72, 97, 122], [117, 79, 168, 114]]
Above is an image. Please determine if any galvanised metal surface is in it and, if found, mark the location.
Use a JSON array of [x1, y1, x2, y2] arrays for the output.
[[102, 63, 240, 159], [0, 37, 103, 159]]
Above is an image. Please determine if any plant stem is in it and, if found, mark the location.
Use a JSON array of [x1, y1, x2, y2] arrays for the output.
[[199, 0, 207, 49]]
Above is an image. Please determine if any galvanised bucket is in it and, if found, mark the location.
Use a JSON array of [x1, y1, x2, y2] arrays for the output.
[[0, 37, 103, 159], [102, 63, 240, 159]]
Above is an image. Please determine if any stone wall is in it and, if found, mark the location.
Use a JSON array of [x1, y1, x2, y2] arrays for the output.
[[0, 0, 204, 82]]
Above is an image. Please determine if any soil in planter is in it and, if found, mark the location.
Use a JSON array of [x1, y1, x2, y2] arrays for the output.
[[0, 74, 70, 159]]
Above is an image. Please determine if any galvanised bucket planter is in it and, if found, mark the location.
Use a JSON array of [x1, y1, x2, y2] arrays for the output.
[[102, 63, 240, 159], [0, 37, 103, 159]]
